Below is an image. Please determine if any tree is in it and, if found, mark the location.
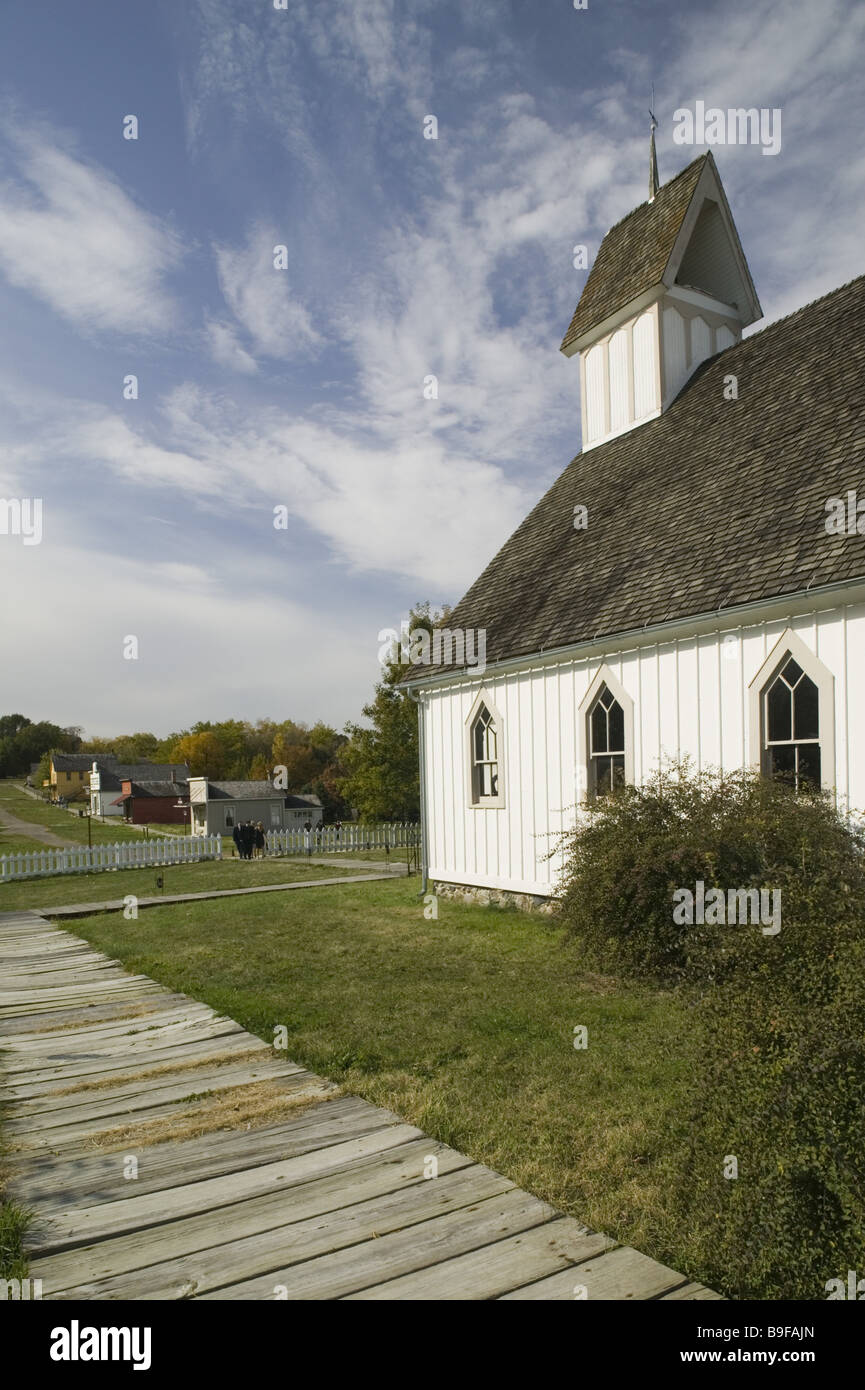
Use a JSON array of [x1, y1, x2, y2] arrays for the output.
[[273, 743, 320, 790], [0, 717, 78, 778], [111, 732, 160, 763], [170, 731, 226, 778], [339, 604, 443, 821], [248, 753, 270, 781]]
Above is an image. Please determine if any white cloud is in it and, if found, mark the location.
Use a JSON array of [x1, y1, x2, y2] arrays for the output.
[[204, 316, 258, 374], [0, 538, 373, 735], [212, 224, 322, 362], [0, 119, 183, 334], [660, 0, 865, 322]]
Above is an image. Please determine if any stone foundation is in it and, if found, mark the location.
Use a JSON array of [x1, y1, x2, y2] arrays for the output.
[[431, 880, 557, 915]]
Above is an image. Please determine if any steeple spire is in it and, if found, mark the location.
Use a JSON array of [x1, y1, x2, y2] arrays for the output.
[[649, 90, 659, 202]]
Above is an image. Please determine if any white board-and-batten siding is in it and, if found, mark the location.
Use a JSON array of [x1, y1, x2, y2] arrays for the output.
[[420, 595, 865, 897]]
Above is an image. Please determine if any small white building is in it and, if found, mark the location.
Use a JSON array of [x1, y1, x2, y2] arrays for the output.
[[403, 151, 865, 903], [188, 779, 322, 836]]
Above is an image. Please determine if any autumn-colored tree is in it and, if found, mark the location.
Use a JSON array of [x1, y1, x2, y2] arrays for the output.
[[272, 742, 320, 790], [170, 731, 226, 778], [248, 753, 270, 781]]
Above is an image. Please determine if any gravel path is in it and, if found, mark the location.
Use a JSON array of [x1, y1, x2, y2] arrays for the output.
[[0, 806, 77, 849]]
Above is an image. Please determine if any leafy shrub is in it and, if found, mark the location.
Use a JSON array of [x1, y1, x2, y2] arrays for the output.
[[554, 763, 865, 1298], [671, 915, 865, 1299], [554, 763, 865, 982]]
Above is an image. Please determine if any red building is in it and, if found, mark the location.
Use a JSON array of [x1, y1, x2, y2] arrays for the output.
[[112, 779, 189, 825]]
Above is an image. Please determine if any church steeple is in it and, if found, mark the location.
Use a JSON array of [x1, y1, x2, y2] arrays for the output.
[[649, 99, 659, 202], [561, 151, 762, 452]]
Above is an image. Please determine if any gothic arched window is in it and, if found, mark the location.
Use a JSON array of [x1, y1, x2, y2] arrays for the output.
[[471, 703, 499, 801], [763, 655, 821, 790], [588, 682, 626, 796]]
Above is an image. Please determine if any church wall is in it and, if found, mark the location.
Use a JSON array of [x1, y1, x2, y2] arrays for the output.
[[421, 596, 865, 898]]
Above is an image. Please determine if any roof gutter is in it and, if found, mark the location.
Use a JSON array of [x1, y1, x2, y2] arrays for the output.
[[399, 574, 865, 694]]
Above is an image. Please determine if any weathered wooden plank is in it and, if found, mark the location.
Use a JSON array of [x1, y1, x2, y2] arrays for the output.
[[659, 1281, 725, 1300], [5, 1033, 267, 1094], [25, 1122, 423, 1251], [1, 1004, 224, 1048], [32, 1138, 478, 1292], [498, 1245, 688, 1300], [7, 1072, 332, 1154], [346, 1219, 614, 1300], [200, 1191, 562, 1302], [1, 1028, 250, 1078], [11, 1096, 391, 1211], [8, 1057, 305, 1120], [48, 1166, 524, 1301], [8, 1062, 303, 1124]]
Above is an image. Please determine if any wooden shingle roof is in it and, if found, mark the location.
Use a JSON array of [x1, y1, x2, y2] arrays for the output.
[[560, 154, 709, 352], [407, 275, 865, 681]]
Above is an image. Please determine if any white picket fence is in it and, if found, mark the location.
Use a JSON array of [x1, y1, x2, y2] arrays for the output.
[[263, 822, 419, 856], [0, 834, 223, 883]]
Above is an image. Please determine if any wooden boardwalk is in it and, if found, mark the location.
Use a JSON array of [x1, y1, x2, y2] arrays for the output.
[[0, 910, 720, 1301]]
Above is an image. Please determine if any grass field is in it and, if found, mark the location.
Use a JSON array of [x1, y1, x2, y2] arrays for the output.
[[0, 855, 371, 910], [0, 782, 160, 847], [56, 876, 699, 1279]]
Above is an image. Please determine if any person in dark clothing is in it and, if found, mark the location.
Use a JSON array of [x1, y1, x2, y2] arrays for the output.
[[232, 821, 242, 857], [241, 821, 254, 859], [254, 822, 265, 858]]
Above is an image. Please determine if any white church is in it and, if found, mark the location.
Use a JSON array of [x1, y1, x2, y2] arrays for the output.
[[404, 150, 865, 904]]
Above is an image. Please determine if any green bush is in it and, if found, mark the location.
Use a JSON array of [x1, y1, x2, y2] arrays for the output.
[[554, 764, 865, 1298], [671, 916, 865, 1299], [554, 763, 865, 981]]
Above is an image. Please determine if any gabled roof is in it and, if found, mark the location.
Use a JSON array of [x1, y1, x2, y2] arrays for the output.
[[204, 781, 321, 806], [119, 780, 190, 798], [96, 762, 189, 791], [52, 753, 116, 772], [405, 275, 865, 681], [560, 152, 760, 352]]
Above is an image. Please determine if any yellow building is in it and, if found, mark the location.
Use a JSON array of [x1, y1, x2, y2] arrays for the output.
[[49, 753, 100, 801]]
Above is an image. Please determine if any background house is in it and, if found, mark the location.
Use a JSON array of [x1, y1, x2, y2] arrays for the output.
[[89, 761, 189, 817], [111, 778, 190, 825], [49, 752, 102, 800], [188, 778, 322, 836]]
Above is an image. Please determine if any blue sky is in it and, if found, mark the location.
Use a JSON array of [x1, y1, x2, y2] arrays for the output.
[[0, 0, 863, 737]]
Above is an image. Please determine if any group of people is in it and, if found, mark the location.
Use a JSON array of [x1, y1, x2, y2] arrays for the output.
[[232, 820, 266, 859]]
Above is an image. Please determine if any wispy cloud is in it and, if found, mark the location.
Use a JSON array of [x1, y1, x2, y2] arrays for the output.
[[204, 315, 258, 374], [0, 118, 184, 334], [212, 224, 322, 362]]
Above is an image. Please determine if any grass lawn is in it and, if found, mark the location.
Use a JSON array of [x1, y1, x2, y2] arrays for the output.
[[0, 782, 151, 847], [57, 877, 700, 1279], [0, 856, 370, 911]]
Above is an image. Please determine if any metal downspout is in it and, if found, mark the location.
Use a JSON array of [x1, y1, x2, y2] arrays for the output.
[[407, 688, 429, 896]]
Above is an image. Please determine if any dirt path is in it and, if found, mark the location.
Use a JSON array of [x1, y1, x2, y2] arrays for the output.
[[0, 806, 76, 849]]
